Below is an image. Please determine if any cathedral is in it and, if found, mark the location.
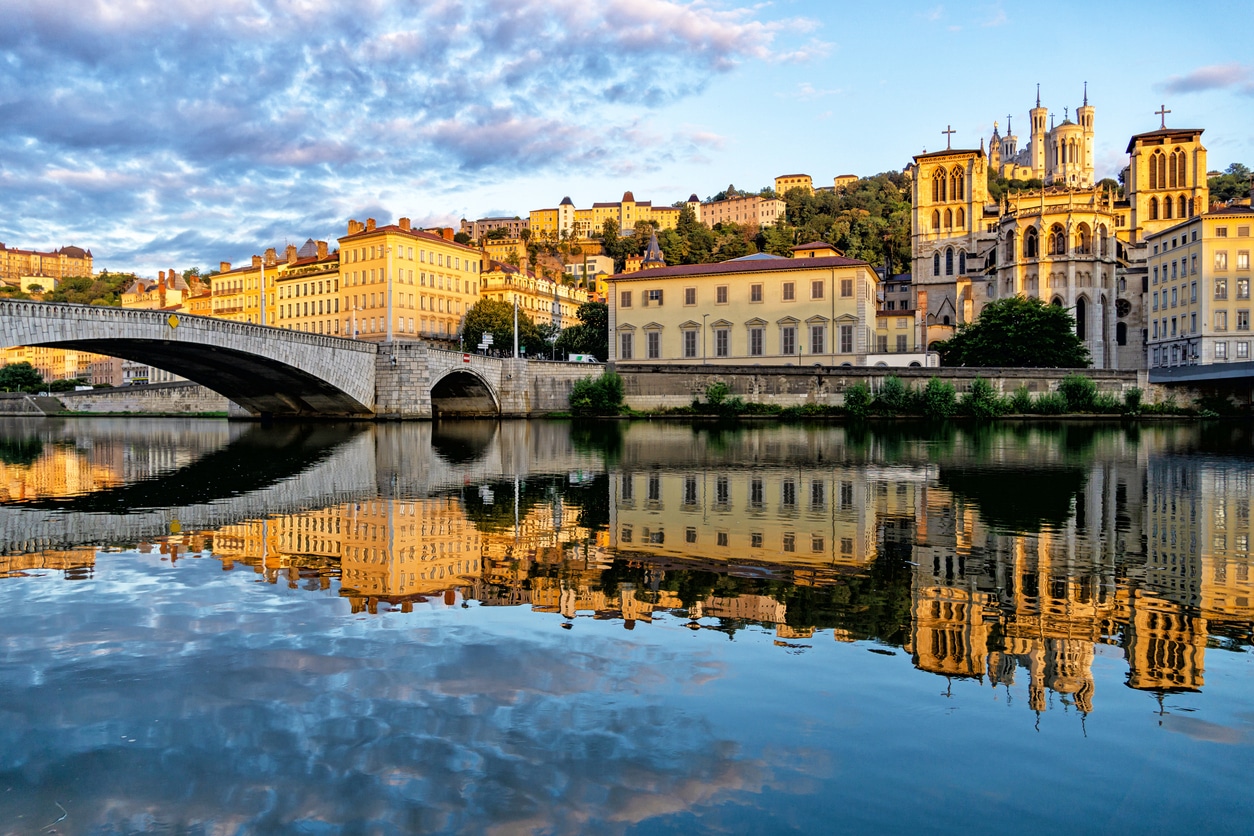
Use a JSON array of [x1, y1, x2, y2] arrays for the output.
[[910, 87, 1209, 370]]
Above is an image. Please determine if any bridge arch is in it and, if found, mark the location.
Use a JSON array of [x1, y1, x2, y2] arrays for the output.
[[0, 301, 377, 416], [430, 368, 500, 417]]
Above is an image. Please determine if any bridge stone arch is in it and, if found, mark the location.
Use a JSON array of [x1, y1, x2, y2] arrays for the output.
[[0, 300, 378, 416], [429, 367, 500, 417]]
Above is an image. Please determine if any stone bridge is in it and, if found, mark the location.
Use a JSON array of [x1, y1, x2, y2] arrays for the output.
[[1, 301, 599, 418]]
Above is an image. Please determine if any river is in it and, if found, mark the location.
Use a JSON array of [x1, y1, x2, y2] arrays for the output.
[[0, 417, 1251, 833]]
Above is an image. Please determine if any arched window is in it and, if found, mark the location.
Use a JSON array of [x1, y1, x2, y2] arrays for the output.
[[1048, 224, 1066, 256], [942, 315, 950, 326], [959, 251, 967, 274], [1149, 150, 1162, 189], [1178, 195, 1187, 218], [1168, 151, 1177, 188], [932, 169, 946, 203], [1024, 227, 1039, 258], [1075, 297, 1087, 341], [1164, 196, 1173, 219], [1172, 147, 1187, 187], [1149, 196, 1159, 220], [932, 209, 940, 230], [1188, 198, 1195, 217], [956, 207, 965, 228], [945, 247, 954, 276], [1052, 297, 1064, 307], [1075, 223, 1091, 255], [933, 252, 941, 276], [944, 208, 953, 229], [1005, 233, 1016, 261], [951, 167, 964, 201], [1098, 225, 1108, 257]]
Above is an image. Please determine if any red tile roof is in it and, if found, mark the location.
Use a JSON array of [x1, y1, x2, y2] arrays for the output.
[[611, 255, 869, 282]]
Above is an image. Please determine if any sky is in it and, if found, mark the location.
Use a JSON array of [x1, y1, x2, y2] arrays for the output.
[[1, 0, 1252, 275]]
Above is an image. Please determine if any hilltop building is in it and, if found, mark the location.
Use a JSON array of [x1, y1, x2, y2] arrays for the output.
[[0, 242, 93, 285]]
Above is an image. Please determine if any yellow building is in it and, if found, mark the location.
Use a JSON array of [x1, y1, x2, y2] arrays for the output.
[[274, 240, 342, 336], [774, 174, 814, 196], [211, 251, 279, 325], [608, 249, 878, 365], [531, 192, 681, 240], [3, 345, 116, 385], [697, 194, 785, 229], [1145, 204, 1252, 368], [120, 270, 196, 310], [0, 242, 92, 285], [337, 217, 483, 343], [481, 260, 588, 330]]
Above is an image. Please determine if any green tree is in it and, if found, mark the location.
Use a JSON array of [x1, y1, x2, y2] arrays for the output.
[[453, 231, 473, 245], [462, 299, 549, 357], [1209, 163, 1252, 204], [43, 272, 134, 306], [554, 301, 609, 360], [937, 296, 1091, 368], [0, 362, 44, 392]]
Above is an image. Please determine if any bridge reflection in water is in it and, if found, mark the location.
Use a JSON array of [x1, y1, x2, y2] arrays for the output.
[[2, 419, 1252, 715]]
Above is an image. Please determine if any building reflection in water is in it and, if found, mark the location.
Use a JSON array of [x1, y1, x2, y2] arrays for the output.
[[2, 421, 1252, 716]]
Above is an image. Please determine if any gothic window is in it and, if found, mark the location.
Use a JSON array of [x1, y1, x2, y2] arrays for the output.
[[1174, 148, 1188, 186], [956, 207, 965, 228], [1164, 196, 1173, 219], [932, 209, 940, 230], [1005, 233, 1016, 261], [1075, 223, 1091, 255], [1149, 150, 1163, 189], [944, 208, 953, 229], [950, 167, 964, 201], [1149, 196, 1159, 220], [1076, 297, 1087, 341], [958, 251, 967, 274], [1178, 195, 1187, 218], [932, 169, 946, 203], [933, 252, 941, 276], [1024, 227, 1039, 258], [1168, 150, 1177, 188], [945, 248, 954, 276], [1098, 225, 1109, 257], [1048, 224, 1066, 256]]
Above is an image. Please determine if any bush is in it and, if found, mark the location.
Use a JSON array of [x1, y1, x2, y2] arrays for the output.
[[1033, 392, 1068, 415], [1058, 374, 1098, 412], [1009, 385, 1034, 414], [960, 378, 1003, 419], [1092, 393, 1123, 414], [843, 383, 872, 419], [920, 377, 956, 420], [876, 375, 913, 415], [1123, 388, 1142, 415], [704, 381, 731, 406], [569, 371, 624, 415]]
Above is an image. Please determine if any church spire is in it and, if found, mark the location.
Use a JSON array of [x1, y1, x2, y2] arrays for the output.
[[1036, 83, 1041, 107], [1083, 80, 1088, 106]]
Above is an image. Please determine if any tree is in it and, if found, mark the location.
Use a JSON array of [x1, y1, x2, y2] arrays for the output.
[[554, 301, 609, 360], [453, 232, 472, 245], [1209, 163, 1252, 204], [462, 299, 549, 357], [25, 284, 44, 294], [936, 296, 1091, 368], [0, 362, 44, 392]]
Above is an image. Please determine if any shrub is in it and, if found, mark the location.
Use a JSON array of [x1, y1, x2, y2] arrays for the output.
[[843, 383, 872, 419], [704, 381, 731, 406], [1009, 386, 1033, 414], [920, 377, 956, 420], [876, 375, 913, 415], [1091, 393, 1122, 414], [1123, 388, 1142, 415], [1058, 374, 1097, 412], [1033, 392, 1068, 415], [569, 371, 624, 415], [959, 378, 1003, 419]]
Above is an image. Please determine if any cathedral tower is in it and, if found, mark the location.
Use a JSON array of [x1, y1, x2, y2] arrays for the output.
[[1029, 85, 1049, 179]]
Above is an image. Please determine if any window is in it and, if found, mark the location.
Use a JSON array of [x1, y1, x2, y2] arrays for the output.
[[841, 278, 853, 298], [646, 289, 663, 306], [646, 330, 661, 359], [810, 324, 825, 355], [839, 480, 854, 510], [933, 252, 941, 276], [750, 283, 763, 303], [1216, 279, 1228, 300], [1192, 313, 1197, 333], [1172, 287, 1178, 306], [1239, 342, 1250, 359], [781, 480, 796, 507], [811, 280, 825, 300], [683, 329, 698, 358], [715, 476, 729, 506], [647, 474, 661, 502], [1240, 279, 1250, 300], [1216, 310, 1228, 331], [716, 531, 729, 547], [877, 335, 888, 352], [1240, 310, 1251, 331], [1240, 252, 1250, 271], [1216, 252, 1228, 271], [897, 334, 908, 351], [840, 324, 854, 354], [620, 291, 632, 308], [1192, 281, 1198, 302], [781, 325, 796, 355], [685, 527, 697, 544], [932, 209, 941, 230], [684, 287, 696, 305], [749, 327, 764, 356], [715, 285, 728, 304], [1024, 228, 1039, 258], [945, 248, 954, 276], [811, 535, 825, 553], [783, 533, 795, 552], [619, 332, 633, 359], [750, 478, 764, 507], [751, 533, 763, 548], [683, 476, 697, 505], [715, 328, 729, 357], [782, 281, 795, 301], [1217, 227, 1228, 238], [1216, 341, 1228, 360], [959, 251, 967, 274]]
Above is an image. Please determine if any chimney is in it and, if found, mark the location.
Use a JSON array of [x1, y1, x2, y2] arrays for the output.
[[347, 219, 363, 235], [316, 240, 328, 259], [251, 255, 262, 268], [264, 247, 278, 266], [399, 217, 411, 231], [158, 270, 166, 287], [366, 218, 376, 232], [442, 227, 454, 242], [285, 244, 298, 263]]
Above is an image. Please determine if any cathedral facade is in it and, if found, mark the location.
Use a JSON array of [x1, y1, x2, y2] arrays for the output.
[[910, 88, 1210, 371]]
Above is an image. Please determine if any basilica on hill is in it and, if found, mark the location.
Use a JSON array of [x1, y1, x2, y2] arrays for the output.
[[910, 86, 1210, 370]]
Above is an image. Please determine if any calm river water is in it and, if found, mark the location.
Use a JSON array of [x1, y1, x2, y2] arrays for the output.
[[0, 417, 1252, 834]]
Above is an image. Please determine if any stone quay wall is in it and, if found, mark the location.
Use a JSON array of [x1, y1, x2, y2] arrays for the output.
[[613, 364, 1147, 411], [55, 382, 233, 415]]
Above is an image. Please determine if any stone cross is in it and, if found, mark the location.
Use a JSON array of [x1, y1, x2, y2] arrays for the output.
[[942, 125, 956, 150], [1156, 104, 1171, 129]]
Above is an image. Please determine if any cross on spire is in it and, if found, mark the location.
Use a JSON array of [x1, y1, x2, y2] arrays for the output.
[[942, 125, 956, 149], [1156, 104, 1171, 129]]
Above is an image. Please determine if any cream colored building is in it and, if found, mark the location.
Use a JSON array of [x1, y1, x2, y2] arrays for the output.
[[531, 192, 681, 239], [608, 248, 878, 365], [0, 243, 92, 285], [337, 217, 483, 343], [480, 260, 587, 330], [697, 194, 786, 228], [774, 174, 814, 196], [1146, 205, 1254, 367], [274, 240, 342, 336]]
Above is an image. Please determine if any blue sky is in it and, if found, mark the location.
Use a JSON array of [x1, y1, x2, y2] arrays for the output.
[[1, 0, 1251, 274]]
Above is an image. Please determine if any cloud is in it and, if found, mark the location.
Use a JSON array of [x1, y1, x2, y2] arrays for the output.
[[776, 82, 843, 101], [1159, 63, 1254, 96], [0, 0, 823, 271]]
